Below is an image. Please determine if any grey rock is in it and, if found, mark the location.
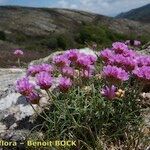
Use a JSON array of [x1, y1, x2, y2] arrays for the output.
[[138, 42, 150, 55], [0, 68, 43, 140], [29, 51, 64, 65]]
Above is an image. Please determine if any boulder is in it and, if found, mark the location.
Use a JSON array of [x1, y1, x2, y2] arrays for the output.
[[29, 51, 64, 66], [0, 68, 45, 141]]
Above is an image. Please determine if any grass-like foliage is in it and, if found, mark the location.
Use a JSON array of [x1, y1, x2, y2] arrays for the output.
[[16, 41, 149, 149]]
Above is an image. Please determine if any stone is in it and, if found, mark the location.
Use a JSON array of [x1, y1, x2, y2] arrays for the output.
[[29, 51, 64, 66], [0, 68, 45, 141]]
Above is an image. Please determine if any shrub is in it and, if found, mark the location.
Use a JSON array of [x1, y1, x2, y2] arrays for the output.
[[15, 33, 28, 43], [42, 37, 58, 49], [15, 42, 149, 149], [75, 25, 129, 47], [57, 35, 67, 49]]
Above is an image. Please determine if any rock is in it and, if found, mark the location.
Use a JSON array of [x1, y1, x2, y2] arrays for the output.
[[29, 51, 64, 66], [139, 92, 150, 108], [79, 47, 98, 59], [138, 42, 150, 55], [0, 68, 46, 141]]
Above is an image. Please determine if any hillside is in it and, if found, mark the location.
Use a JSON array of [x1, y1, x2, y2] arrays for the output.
[[0, 6, 150, 67], [116, 4, 150, 23]]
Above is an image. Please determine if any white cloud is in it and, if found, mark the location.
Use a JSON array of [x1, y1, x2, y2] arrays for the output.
[[56, 0, 78, 9], [52, 0, 150, 16]]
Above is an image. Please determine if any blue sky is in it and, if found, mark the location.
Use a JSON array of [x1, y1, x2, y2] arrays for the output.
[[0, 0, 150, 16]]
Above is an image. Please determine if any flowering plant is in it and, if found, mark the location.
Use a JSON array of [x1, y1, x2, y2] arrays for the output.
[[15, 41, 149, 149], [13, 49, 24, 67]]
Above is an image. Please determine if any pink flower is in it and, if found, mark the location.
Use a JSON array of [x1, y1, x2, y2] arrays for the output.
[[111, 54, 137, 71], [58, 77, 72, 93], [86, 54, 97, 65], [36, 72, 53, 90], [61, 66, 75, 78], [112, 42, 128, 54], [76, 53, 93, 69], [27, 65, 41, 76], [101, 85, 116, 100], [102, 65, 129, 83], [16, 77, 35, 96], [53, 54, 70, 67], [136, 55, 150, 67], [99, 48, 114, 63], [64, 49, 79, 62], [39, 64, 54, 73], [13, 49, 24, 57], [122, 49, 137, 58], [26, 92, 40, 104], [132, 66, 150, 83]]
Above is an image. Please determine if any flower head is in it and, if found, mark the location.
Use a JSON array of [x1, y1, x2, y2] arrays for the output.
[[112, 42, 128, 54], [64, 49, 79, 62], [132, 66, 150, 83], [39, 64, 54, 74], [26, 92, 40, 104], [102, 65, 129, 83], [61, 66, 75, 78], [16, 77, 35, 96], [36, 72, 53, 90], [111, 54, 137, 71], [53, 54, 70, 67], [86, 54, 97, 65], [76, 53, 93, 69], [13, 49, 24, 57], [27, 65, 41, 76], [101, 85, 116, 100], [58, 77, 72, 93], [122, 49, 137, 58], [99, 48, 114, 63], [136, 55, 150, 67]]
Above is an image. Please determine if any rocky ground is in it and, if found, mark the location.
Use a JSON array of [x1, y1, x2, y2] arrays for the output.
[[0, 68, 37, 141]]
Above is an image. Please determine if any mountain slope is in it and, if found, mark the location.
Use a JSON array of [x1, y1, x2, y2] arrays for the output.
[[116, 4, 150, 23], [0, 6, 150, 67]]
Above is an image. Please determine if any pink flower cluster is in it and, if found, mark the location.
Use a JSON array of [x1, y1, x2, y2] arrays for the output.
[[99, 41, 150, 100], [16, 49, 97, 104], [53, 49, 96, 79]]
